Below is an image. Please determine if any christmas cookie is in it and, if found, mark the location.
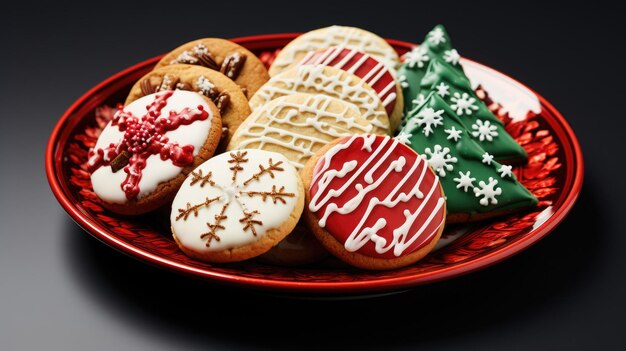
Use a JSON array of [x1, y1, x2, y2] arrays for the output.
[[398, 24, 461, 115], [170, 149, 304, 263], [126, 64, 250, 148], [249, 65, 390, 135], [89, 90, 222, 215], [417, 57, 527, 162], [298, 46, 404, 132], [154, 38, 270, 97], [228, 93, 377, 170], [398, 92, 537, 222], [269, 25, 400, 76], [302, 135, 446, 270]]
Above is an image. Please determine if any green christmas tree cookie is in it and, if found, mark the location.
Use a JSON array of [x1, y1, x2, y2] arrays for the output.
[[398, 24, 462, 115], [413, 57, 527, 162], [396, 92, 537, 222]]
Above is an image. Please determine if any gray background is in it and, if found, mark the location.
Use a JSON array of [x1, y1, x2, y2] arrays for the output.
[[1, 1, 624, 350]]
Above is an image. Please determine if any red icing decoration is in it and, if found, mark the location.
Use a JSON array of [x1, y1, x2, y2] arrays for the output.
[[87, 91, 209, 200], [299, 47, 397, 115], [308, 135, 446, 259]]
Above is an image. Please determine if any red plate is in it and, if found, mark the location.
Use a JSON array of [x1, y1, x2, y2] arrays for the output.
[[46, 34, 583, 294]]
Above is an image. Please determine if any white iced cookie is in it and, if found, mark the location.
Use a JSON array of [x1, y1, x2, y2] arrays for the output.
[[170, 149, 304, 262], [269, 25, 400, 76], [249, 65, 391, 135], [88, 90, 222, 215], [228, 93, 380, 170]]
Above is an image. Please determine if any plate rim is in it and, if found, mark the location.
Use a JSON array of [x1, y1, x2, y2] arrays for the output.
[[45, 33, 584, 294]]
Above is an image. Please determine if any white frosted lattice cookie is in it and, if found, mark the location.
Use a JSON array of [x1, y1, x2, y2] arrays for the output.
[[269, 25, 399, 76], [170, 149, 304, 262], [229, 93, 380, 170], [249, 65, 390, 135]]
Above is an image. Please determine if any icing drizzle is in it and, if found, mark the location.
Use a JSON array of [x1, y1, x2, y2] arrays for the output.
[[308, 135, 446, 258], [299, 46, 397, 115], [250, 64, 390, 134], [88, 91, 209, 200], [233, 94, 373, 170]]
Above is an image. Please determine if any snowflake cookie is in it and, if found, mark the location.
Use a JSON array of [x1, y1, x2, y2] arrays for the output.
[[170, 149, 304, 263], [89, 90, 222, 215]]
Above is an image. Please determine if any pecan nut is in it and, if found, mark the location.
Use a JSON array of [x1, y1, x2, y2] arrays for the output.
[[220, 52, 247, 80]]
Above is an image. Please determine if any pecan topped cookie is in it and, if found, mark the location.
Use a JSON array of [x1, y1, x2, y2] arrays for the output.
[[155, 38, 269, 97]]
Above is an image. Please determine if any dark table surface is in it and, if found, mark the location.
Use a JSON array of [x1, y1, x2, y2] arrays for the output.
[[2, 1, 624, 350]]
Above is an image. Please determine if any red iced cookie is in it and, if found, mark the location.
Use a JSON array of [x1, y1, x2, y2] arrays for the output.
[[302, 134, 446, 270]]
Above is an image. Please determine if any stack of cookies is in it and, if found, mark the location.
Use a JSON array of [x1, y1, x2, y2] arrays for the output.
[[87, 25, 537, 270]]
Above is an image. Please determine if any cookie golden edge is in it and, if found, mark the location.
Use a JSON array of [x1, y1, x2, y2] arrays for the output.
[[301, 138, 446, 270], [389, 82, 404, 132]]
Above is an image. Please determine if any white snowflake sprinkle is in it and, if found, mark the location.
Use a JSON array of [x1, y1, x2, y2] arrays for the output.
[[192, 43, 208, 56], [398, 74, 409, 88], [471, 119, 499, 142], [411, 107, 444, 137], [473, 177, 502, 206], [482, 152, 494, 165], [421, 144, 458, 177], [395, 132, 412, 145], [498, 164, 513, 178], [450, 92, 479, 116], [196, 76, 214, 95], [403, 47, 430, 69], [412, 93, 426, 107], [443, 49, 461, 65], [453, 171, 476, 192], [435, 82, 450, 97], [427, 27, 447, 46], [444, 126, 462, 142]]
